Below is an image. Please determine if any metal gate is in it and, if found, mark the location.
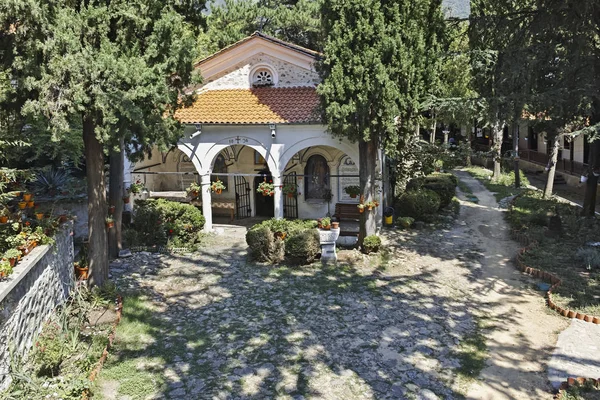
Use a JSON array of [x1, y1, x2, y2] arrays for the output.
[[234, 176, 251, 219], [283, 172, 298, 219]]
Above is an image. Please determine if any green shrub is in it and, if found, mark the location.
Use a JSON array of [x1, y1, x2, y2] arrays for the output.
[[285, 229, 320, 264], [362, 235, 382, 254], [246, 226, 277, 262], [406, 174, 456, 209], [32, 320, 65, 376], [577, 248, 600, 270], [395, 189, 441, 222], [130, 199, 205, 249], [397, 216, 415, 229]]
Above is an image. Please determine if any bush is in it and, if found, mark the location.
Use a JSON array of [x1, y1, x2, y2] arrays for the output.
[[395, 189, 441, 222], [408, 174, 457, 208], [246, 218, 320, 264], [362, 235, 382, 254], [285, 229, 320, 264], [129, 199, 205, 249], [397, 216, 414, 229], [577, 248, 600, 270]]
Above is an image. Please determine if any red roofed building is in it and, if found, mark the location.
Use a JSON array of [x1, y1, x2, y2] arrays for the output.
[[127, 33, 374, 234]]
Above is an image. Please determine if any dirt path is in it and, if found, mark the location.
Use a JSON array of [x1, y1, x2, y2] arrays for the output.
[[453, 171, 568, 400]]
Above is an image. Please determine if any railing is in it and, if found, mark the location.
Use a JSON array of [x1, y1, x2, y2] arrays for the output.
[[519, 150, 588, 176]]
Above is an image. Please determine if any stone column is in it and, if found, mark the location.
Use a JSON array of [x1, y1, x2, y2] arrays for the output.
[[200, 173, 213, 232], [273, 174, 284, 219]]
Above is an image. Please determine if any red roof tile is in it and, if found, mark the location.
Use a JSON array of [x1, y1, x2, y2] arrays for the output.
[[175, 87, 321, 124]]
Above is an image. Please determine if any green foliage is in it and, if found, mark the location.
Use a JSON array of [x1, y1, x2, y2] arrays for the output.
[[466, 166, 529, 201], [362, 235, 382, 254], [31, 167, 70, 196], [284, 229, 320, 264], [397, 217, 415, 229], [320, 217, 331, 227], [396, 189, 442, 222], [408, 173, 457, 208], [576, 248, 600, 270], [128, 199, 205, 249], [198, 0, 321, 58], [344, 185, 360, 197], [246, 219, 320, 264]]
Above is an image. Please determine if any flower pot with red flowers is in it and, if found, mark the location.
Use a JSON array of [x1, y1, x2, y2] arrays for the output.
[[282, 183, 297, 198], [106, 216, 115, 229], [123, 195, 131, 204], [127, 180, 145, 195], [257, 180, 275, 197], [357, 204, 365, 214], [186, 182, 202, 198], [22, 193, 33, 202], [211, 180, 226, 195], [344, 185, 360, 199]]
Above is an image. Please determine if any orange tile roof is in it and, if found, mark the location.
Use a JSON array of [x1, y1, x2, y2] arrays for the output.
[[175, 87, 321, 124]]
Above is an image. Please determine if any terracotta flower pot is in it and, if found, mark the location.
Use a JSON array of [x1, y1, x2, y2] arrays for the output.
[[287, 192, 294, 198], [322, 225, 331, 230], [0, 216, 7, 223], [27, 201, 34, 208], [567, 310, 576, 318], [123, 197, 130, 204], [36, 213, 44, 220], [332, 222, 339, 229], [367, 206, 373, 211], [23, 193, 32, 202], [350, 194, 357, 199], [18, 202, 27, 210], [358, 208, 364, 214], [108, 206, 116, 214], [215, 188, 222, 195], [106, 221, 115, 229], [7, 258, 16, 267], [74, 265, 89, 281]]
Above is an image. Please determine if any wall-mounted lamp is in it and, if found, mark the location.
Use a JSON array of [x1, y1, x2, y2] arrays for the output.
[[269, 124, 276, 139], [190, 123, 202, 139]]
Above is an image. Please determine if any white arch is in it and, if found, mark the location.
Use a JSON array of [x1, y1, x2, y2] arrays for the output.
[[279, 137, 359, 170], [177, 142, 204, 174], [204, 137, 279, 175]]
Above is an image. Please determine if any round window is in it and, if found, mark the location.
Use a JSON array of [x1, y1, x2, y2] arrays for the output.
[[254, 69, 273, 86]]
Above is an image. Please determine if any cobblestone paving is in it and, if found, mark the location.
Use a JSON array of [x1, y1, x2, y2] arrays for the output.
[[106, 221, 482, 400]]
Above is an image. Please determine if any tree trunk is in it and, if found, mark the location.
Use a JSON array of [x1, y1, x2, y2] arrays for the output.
[[543, 132, 561, 199], [108, 137, 124, 258], [83, 116, 109, 287], [582, 140, 600, 217], [513, 122, 521, 188], [491, 121, 502, 181], [359, 138, 378, 246]]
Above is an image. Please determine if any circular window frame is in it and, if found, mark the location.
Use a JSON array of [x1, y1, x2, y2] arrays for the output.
[[249, 63, 278, 87]]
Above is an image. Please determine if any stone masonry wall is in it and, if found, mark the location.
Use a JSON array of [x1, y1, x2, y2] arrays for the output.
[[0, 224, 74, 389], [201, 53, 320, 90]]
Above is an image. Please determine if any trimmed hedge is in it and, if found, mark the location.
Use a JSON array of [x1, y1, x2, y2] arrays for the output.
[[127, 199, 205, 249], [395, 189, 441, 222], [362, 235, 381, 254], [407, 173, 457, 208], [246, 218, 320, 265]]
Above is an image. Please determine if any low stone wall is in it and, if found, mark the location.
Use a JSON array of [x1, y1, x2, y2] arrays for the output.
[[0, 224, 74, 390]]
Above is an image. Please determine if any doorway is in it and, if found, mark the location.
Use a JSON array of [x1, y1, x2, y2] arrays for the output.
[[254, 170, 274, 218]]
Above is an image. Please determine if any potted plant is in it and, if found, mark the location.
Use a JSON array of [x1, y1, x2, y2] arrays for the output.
[[282, 183, 297, 198], [362, 235, 382, 254], [357, 204, 365, 214], [365, 201, 377, 211], [18, 201, 27, 210], [3, 249, 21, 267], [257, 180, 275, 196], [344, 185, 360, 199], [211, 180, 226, 194], [27, 200, 34, 208], [331, 219, 340, 229], [186, 182, 202, 198], [123, 194, 131, 204], [0, 260, 13, 280], [74, 260, 89, 281], [35, 211, 45, 220], [127, 180, 145, 195], [106, 216, 115, 229], [22, 193, 33, 202], [108, 205, 116, 215], [320, 217, 331, 230], [0, 208, 9, 224]]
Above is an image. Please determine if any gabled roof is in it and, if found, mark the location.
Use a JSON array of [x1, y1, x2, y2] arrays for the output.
[[194, 32, 320, 68], [175, 87, 321, 125]]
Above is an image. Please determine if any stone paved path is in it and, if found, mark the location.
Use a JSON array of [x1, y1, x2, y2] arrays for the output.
[[548, 320, 600, 389], [100, 173, 568, 400]]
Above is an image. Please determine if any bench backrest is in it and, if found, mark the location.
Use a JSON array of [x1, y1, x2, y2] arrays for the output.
[[334, 203, 361, 220]]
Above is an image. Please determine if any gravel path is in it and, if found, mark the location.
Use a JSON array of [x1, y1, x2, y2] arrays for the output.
[[100, 172, 567, 400]]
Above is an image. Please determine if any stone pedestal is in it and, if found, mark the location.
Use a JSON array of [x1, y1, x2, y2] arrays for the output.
[[319, 228, 340, 263]]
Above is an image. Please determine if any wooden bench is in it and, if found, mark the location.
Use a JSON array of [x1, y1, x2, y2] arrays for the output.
[[192, 200, 235, 223], [333, 202, 361, 237]]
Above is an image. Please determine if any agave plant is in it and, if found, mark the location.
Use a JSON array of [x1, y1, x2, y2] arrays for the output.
[[32, 168, 71, 196]]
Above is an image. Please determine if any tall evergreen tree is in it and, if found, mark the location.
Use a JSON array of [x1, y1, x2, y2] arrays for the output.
[[4, 0, 203, 286], [318, 0, 445, 242]]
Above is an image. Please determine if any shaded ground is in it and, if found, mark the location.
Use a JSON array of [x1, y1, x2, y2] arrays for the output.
[[97, 173, 567, 400]]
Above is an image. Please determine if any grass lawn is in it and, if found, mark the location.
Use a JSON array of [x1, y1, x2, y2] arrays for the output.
[[466, 166, 600, 316]]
